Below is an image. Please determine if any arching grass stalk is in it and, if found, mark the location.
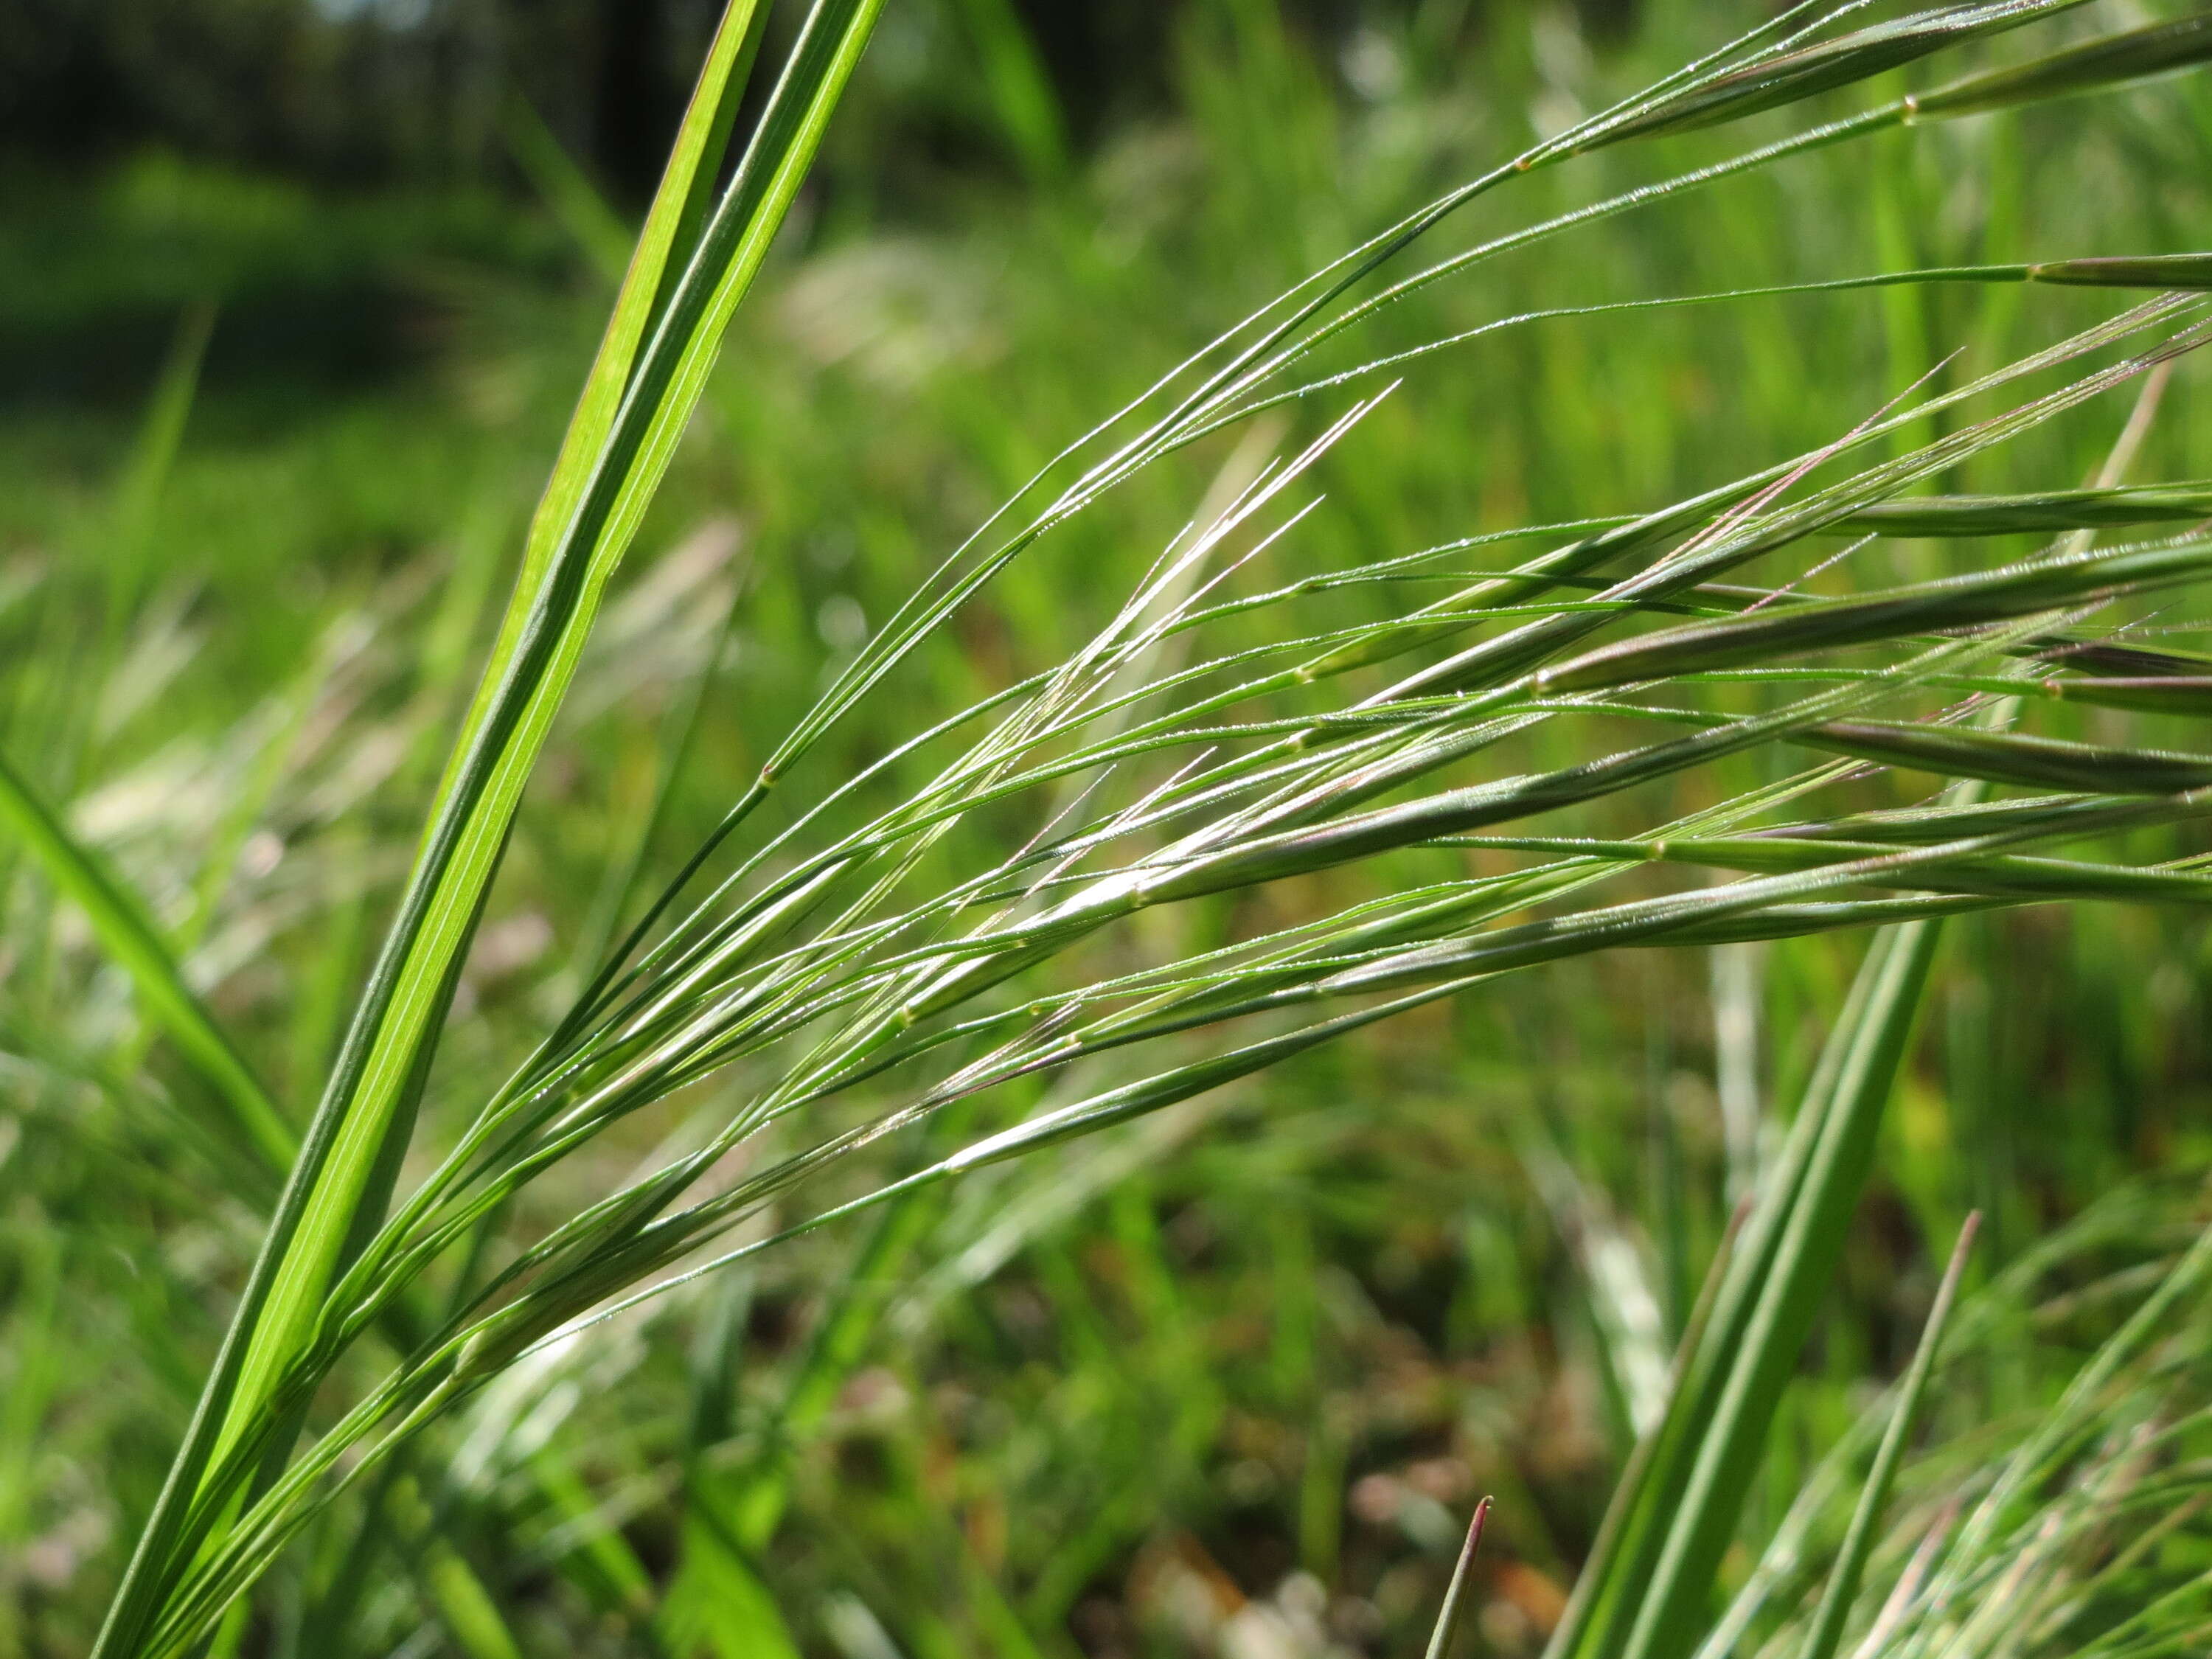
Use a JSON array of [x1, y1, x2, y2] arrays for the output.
[[88, 4, 2212, 1652], [150, 342, 2212, 1646], [133, 295, 2212, 1649]]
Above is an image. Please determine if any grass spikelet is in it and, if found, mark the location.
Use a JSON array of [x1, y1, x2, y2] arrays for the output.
[[2029, 253, 2212, 291], [1572, 1, 2092, 150], [1910, 10, 2212, 119]]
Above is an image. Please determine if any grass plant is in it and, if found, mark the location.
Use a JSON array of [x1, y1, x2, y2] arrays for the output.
[[10, 2, 2212, 1655]]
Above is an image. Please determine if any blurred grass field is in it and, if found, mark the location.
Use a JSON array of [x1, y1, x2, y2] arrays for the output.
[[7, 4, 2212, 1656]]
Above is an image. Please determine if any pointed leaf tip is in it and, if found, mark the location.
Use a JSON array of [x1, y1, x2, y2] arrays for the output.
[[1426, 1496, 1495, 1659]]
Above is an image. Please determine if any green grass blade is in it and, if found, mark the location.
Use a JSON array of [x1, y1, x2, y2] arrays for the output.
[[448, 0, 768, 810], [0, 744, 290, 1174], [62, 10, 2212, 1654], [1611, 918, 1944, 1659], [1543, 1200, 1754, 1659], [1537, 536, 2212, 692], [1425, 1496, 1494, 1659], [647, 4, 774, 341], [2044, 676, 2212, 716], [1547, 913, 1944, 1659], [1795, 1214, 1978, 1659], [658, 1533, 801, 1659], [238, 0, 880, 1430], [420, 1547, 522, 1659], [89, 5, 883, 1655]]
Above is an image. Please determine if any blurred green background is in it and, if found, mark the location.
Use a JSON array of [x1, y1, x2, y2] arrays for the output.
[[5, 4, 2212, 1657]]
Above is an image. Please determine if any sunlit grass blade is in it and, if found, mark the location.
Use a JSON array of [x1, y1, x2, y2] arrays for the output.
[[88, 5, 883, 1655], [1449, 833, 2212, 907], [1593, 4, 2212, 155], [449, 0, 769, 806]]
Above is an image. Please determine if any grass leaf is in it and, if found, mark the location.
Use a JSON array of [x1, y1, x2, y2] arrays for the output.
[[1795, 1214, 1978, 1659], [88, 6, 883, 1654], [0, 744, 290, 1174], [1425, 1496, 1495, 1659], [1550, 918, 1947, 1659]]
